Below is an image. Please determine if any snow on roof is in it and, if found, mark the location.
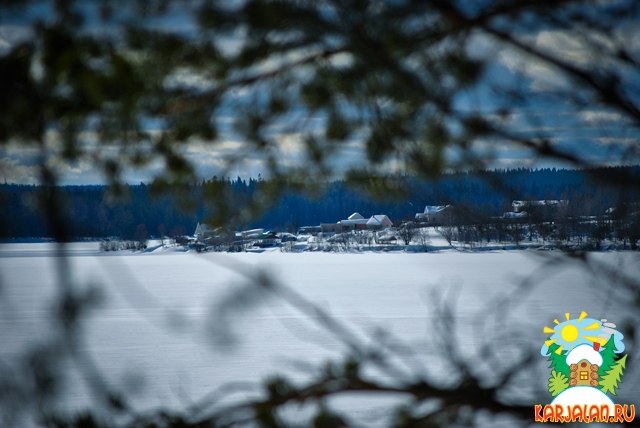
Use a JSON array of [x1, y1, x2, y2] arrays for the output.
[[237, 228, 265, 239], [566, 344, 603, 366], [242, 228, 264, 235], [423, 205, 448, 214], [503, 211, 528, 218], [195, 222, 214, 235], [513, 200, 568, 207], [348, 212, 364, 220], [340, 218, 368, 225], [367, 214, 392, 226]]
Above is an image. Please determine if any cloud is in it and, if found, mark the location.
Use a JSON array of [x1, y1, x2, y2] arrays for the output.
[[534, 30, 610, 68], [595, 137, 637, 146], [578, 110, 625, 125], [491, 24, 635, 94], [0, 156, 39, 184], [0, 24, 33, 50], [496, 44, 571, 92]]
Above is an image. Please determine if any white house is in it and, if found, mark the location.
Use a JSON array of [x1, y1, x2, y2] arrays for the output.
[[195, 222, 217, 240], [503, 211, 528, 220], [512, 200, 568, 213], [320, 223, 340, 234], [320, 212, 394, 233], [367, 214, 393, 229], [338, 212, 369, 231], [415, 205, 452, 223], [237, 228, 265, 239]]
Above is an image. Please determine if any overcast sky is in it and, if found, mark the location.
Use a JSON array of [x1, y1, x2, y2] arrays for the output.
[[1, 1, 639, 185]]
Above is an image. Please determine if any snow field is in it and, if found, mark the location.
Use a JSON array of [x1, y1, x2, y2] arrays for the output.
[[0, 243, 638, 425]]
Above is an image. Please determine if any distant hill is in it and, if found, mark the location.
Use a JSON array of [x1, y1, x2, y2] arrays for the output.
[[1, 166, 639, 239]]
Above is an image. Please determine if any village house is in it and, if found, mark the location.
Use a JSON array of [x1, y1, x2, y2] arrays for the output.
[[513, 200, 568, 216], [366, 214, 393, 230], [502, 211, 528, 221], [512, 200, 569, 213], [604, 202, 640, 219], [193, 222, 236, 251], [194, 222, 218, 241], [237, 228, 265, 239], [415, 205, 453, 224], [320, 212, 394, 234], [501, 200, 569, 221], [320, 223, 340, 234], [253, 231, 280, 248], [338, 212, 369, 231], [298, 225, 321, 235]]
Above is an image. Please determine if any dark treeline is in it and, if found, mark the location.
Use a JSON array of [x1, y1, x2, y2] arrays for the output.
[[1, 166, 639, 239]]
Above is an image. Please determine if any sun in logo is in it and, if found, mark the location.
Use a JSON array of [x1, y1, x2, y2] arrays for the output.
[[541, 311, 608, 355]]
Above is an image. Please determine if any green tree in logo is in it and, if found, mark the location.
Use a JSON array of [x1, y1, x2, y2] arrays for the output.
[[600, 354, 627, 396], [546, 343, 570, 378], [598, 335, 617, 377], [546, 342, 570, 396], [548, 370, 569, 397]]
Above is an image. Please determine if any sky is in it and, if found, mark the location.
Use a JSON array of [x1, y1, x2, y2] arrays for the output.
[[1, 1, 639, 185]]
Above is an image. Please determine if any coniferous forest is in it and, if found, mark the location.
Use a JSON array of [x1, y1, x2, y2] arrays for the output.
[[1, 166, 639, 240]]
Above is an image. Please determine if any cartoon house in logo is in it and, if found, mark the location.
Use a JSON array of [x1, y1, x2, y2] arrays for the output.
[[567, 344, 601, 387], [541, 311, 627, 408]]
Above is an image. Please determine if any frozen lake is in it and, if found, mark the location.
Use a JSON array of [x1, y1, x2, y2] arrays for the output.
[[1, 243, 638, 425]]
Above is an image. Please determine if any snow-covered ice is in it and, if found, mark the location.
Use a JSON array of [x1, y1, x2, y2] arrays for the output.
[[0, 243, 638, 425]]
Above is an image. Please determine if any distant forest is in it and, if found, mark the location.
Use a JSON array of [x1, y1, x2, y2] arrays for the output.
[[2, 166, 639, 239]]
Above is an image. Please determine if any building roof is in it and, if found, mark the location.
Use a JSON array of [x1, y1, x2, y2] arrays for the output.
[[340, 219, 368, 225], [348, 212, 365, 220], [513, 200, 568, 208], [367, 214, 392, 226], [423, 205, 449, 214], [503, 211, 528, 219], [236, 228, 265, 239], [195, 222, 214, 235]]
